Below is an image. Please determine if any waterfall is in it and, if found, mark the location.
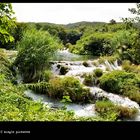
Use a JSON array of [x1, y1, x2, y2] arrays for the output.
[[24, 89, 96, 117], [50, 59, 140, 120], [114, 60, 119, 67], [104, 60, 122, 71], [51, 63, 60, 75], [25, 56, 139, 120], [104, 60, 114, 71], [89, 87, 139, 109]]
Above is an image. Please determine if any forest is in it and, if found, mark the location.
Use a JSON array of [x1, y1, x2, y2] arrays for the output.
[[0, 3, 140, 121]]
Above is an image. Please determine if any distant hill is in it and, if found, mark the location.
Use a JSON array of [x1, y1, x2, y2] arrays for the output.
[[65, 21, 106, 28]]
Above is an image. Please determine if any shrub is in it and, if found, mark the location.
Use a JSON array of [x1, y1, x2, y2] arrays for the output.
[[94, 69, 103, 77], [99, 70, 139, 94], [25, 82, 50, 94], [95, 100, 138, 120], [0, 50, 15, 82], [73, 32, 114, 55], [117, 106, 138, 119], [123, 86, 140, 104], [42, 70, 54, 82], [122, 60, 140, 74], [0, 54, 77, 121], [95, 100, 115, 113], [48, 76, 94, 103], [83, 74, 95, 86], [60, 96, 72, 104], [14, 28, 62, 83], [99, 70, 140, 103], [95, 100, 119, 120]]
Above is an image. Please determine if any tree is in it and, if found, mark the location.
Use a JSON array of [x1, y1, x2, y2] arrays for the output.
[[14, 28, 63, 83], [122, 3, 140, 64], [66, 30, 82, 45], [109, 19, 116, 24], [128, 3, 140, 22], [0, 3, 16, 45]]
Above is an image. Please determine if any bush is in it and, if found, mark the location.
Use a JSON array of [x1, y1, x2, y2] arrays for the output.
[[0, 86, 77, 121], [0, 53, 77, 121], [99, 70, 140, 103], [95, 100, 138, 120], [117, 106, 138, 119], [42, 70, 54, 82], [0, 50, 15, 82], [123, 86, 140, 104], [122, 60, 140, 74], [99, 70, 139, 93], [14, 28, 62, 83], [94, 69, 103, 77], [95, 100, 119, 120], [83, 74, 95, 86], [48, 76, 94, 103], [73, 32, 114, 55], [110, 29, 140, 64], [95, 100, 115, 113], [25, 82, 50, 94]]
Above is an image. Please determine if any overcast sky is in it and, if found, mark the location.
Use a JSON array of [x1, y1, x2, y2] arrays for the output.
[[12, 3, 137, 24]]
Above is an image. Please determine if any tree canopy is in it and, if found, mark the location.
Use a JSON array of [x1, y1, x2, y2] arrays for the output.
[[0, 3, 16, 45]]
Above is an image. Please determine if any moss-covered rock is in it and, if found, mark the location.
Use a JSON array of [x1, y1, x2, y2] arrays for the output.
[[60, 65, 69, 75], [83, 61, 89, 67], [94, 68, 103, 77]]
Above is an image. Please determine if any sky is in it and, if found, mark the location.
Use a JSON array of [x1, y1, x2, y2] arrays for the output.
[[12, 3, 137, 24]]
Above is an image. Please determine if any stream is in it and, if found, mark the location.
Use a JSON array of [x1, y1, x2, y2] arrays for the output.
[[24, 49, 140, 120]]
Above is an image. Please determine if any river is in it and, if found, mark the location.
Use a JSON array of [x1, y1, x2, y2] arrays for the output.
[[24, 49, 140, 120]]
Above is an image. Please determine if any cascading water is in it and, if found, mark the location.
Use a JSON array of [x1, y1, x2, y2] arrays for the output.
[[104, 60, 121, 71], [25, 50, 140, 120], [51, 60, 139, 109], [90, 87, 139, 109], [24, 89, 96, 117]]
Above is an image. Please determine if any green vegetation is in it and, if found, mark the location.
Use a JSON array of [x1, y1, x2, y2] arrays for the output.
[[0, 3, 16, 47], [83, 74, 95, 86], [0, 48, 108, 121], [98, 55, 119, 65], [70, 32, 114, 55], [0, 3, 140, 121], [14, 28, 62, 83], [122, 60, 140, 74], [0, 50, 78, 121], [41, 70, 54, 82], [27, 76, 94, 103], [94, 69, 103, 77], [95, 100, 138, 120], [83, 69, 103, 86], [99, 70, 140, 103]]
